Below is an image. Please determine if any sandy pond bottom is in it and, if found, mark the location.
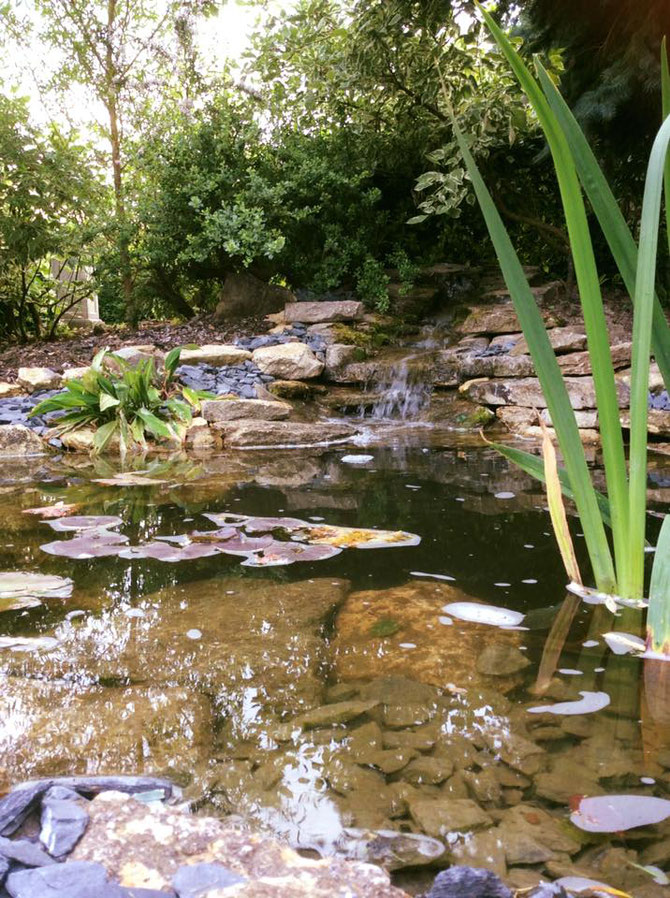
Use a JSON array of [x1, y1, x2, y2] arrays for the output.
[[1, 434, 670, 896]]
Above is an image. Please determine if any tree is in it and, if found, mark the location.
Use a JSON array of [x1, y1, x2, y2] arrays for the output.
[[0, 92, 105, 341]]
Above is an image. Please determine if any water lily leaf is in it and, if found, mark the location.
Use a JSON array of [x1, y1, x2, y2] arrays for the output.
[[603, 632, 646, 656], [41, 532, 128, 559], [442, 601, 525, 628], [300, 524, 421, 549], [202, 512, 249, 528], [243, 516, 310, 534], [240, 540, 342, 566], [214, 534, 276, 557], [117, 542, 222, 562], [0, 636, 59, 652], [527, 690, 610, 716], [188, 527, 241, 543], [47, 515, 123, 533], [570, 795, 670, 833], [23, 503, 81, 518], [0, 571, 73, 601]]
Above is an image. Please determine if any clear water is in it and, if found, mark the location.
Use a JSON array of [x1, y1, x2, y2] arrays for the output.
[[1, 436, 670, 894]]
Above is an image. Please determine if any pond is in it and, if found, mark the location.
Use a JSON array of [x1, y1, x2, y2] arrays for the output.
[[1, 431, 670, 895]]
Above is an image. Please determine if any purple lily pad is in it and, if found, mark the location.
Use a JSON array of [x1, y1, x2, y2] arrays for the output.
[[118, 542, 223, 562], [202, 513, 249, 528], [441, 601, 525, 628], [213, 534, 275, 557], [242, 516, 310, 534], [570, 795, 670, 832], [47, 515, 123, 533], [188, 527, 241, 543], [240, 540, 342, 567], [41, 531, 129, 559], [527, 691, 610, 716]]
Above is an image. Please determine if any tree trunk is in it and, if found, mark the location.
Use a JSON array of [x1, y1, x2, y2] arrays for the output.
[[152, 268, 196, 320]]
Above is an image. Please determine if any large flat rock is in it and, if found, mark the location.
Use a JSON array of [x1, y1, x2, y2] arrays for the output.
[[284, 301, 364, 324], [213, 420, 357, 447], [179, 344, 252, 366], [461, 376, 629, 410], [201, 398, 290, 423], [16, 368, 61, 393], [0, 425, 46, 457], [252, 343, 324, 379]]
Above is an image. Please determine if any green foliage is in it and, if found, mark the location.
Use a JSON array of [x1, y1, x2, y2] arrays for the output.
[[355, 258, 389, 312], [0, 91, 105, 341], [462, 8, 670, 630], [29, 347, 213, 455]]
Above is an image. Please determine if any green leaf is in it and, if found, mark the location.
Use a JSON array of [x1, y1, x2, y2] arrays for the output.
[[166, 398, 192, 424], [99, 392, 120, 412], [647, 515, 670, 654], [181, 386, 202, 410], [134, 408, 174, 441], [92, 420, 118, 454], [164, 347, 182, 379]]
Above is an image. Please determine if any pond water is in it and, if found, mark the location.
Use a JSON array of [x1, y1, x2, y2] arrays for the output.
[[2, 431, 670, 895]]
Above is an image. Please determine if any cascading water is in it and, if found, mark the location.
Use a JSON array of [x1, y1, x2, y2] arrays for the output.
[[359, 352, 433, 420]]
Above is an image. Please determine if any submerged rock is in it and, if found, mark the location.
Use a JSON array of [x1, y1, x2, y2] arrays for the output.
[[409, 798, 494, 838], [426, 865, 512, 898]]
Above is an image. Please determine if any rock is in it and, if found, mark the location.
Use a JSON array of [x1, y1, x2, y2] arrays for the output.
[[622, 408, 670, 437], [333, 828, 444, 871], [426, 865, 512, 898], [284, 301, 364, 324], [214, 271, 295, 320], [324, 344, 363, 378], [434, 338, 491, 387], [172, 862, 246, 896], [494, 805, 581, 866], [558, 343, 631, 376], [462, 376, 627, 410], [462, 768, 503, 804], [476, 645, 531, 677], [252, 342, 324, 379], [71, 792, 405, 897], [16, 368, 61, 393], [5, 861, 120, 898], [184, 418, 219, 451], [290, 700, 379, 729], [178, 345, 252, 366], [409, 798, 494, 838], [107, 346, 160, 368], [62, 366, 92, 381], [533, 759, 602, 804], [213, 420, 356, 448], [540, 409, 598, 429], [40, 796, 89, 857], [458, 295, 559, 335], [402, 756, 454, 785], [447, 830, 507, 878], [200, 398, 290, 423], [0, 836, 55, 867], [491, 327, 587, 357], [479, 728, 544, 776], [0, 678, 213, 784], [332, 581, 524, 694], [355, 748, 416, 774], [266, 380, 324, 400], [0, 425, 46, 457], [59, 427, 121, 453], [0, 383, 21, 398]]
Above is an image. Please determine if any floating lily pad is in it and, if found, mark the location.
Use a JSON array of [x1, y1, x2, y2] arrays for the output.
[[214, 534, 275, 557], [603, 632, 646, 656], [570, 795, 670, 833], [0, 636, 59, 652], [300, 524, 421, 549], [527, 691, 610, 716], [41, 531, 129, 559], [188, 527, 241, 543], [23, 503, 80, 518], [240, 541, 341, 567], [47, 515, 123, 533], [243, 516, 311, 534], [441, 601, 525, 628], [117, 542, 223, 562], [554, 876, 617, 895], [0, 572, 73, 604], [202, 512, 249, 528]]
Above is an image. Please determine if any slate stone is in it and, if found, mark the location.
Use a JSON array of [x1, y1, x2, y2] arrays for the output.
[[0, 857, 8, 886], [40, 798, 89, 857], [5, 861, 124, 898], [426, 867, 513, 898], [0, 838, 55, 868], [123, 891, 176, 898], [42, 788, 80, 803], [172, 863, 247, 897]]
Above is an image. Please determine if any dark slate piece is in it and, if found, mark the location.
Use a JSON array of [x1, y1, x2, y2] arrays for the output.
[[426, 867, 513, 898], [5, 861, 125, 898], [173, 862, 247, 897], [39, 798, 89, 857], [41, 788, 80, 804], [0, 776, 175, 836], [0, 857, 8, 886], [0, 838, 55, 869]]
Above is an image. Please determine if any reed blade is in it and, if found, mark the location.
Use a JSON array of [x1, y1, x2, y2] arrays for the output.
[[647, 515, 670, 654]]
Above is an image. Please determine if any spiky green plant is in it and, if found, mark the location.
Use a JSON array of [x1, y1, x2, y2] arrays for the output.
[[30, 347, 212, 456], [454, 5, 670, 652]]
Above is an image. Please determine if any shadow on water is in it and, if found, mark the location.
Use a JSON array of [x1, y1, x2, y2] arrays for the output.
[[0, 440, 670, 894]]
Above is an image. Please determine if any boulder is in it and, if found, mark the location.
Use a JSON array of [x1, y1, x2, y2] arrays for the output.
[[458, 300, 557, 335], [201, 398, 290, 423], [0, 425, 46, 457], [284, 301, 364, 324], [490, 327, 587, 357], [17, 367, 61, 392], [0, 678, 213, 783], [184, 417, 220, 451], [213, 420, 356, 448], [461, 376, 628, 410], [71, 792, 405, 897], [0, 382, 22, 397], [178, 345, 252, 366], [62, 366, 92, 381], [214, 271, 295, 320], [558, 342, 631, 376], [252, 342, 324, 379], [324, 344, 363, 379]]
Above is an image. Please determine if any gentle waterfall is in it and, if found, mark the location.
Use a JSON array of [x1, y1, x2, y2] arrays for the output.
[[360, 354, 433, 420]]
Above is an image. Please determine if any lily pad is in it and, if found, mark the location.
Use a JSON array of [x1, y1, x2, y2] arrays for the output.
[[243, 516, 311, 534], [23, 502, 80, 518], [188, 527, 241, 543], [41, 532, 129, 559], [441, 601, 525, 628], [117, 542, 223, 563], [240, 541, 341, 567], [0, 572, 73, 602], [202, 512, 249, 528], [47, 515, 123, 533], [603, 632, 646, 656], [299, 524, 420, 549], [527, 691, 610, 716], [570, 795, 670, 833]]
